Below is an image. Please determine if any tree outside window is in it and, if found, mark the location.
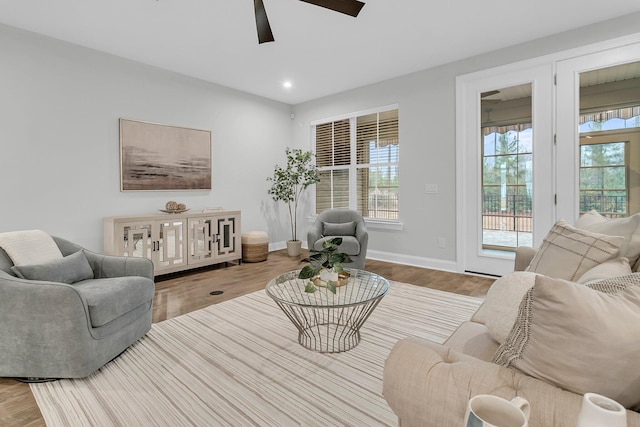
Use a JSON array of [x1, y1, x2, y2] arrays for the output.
[[579, 142, 627, 217]]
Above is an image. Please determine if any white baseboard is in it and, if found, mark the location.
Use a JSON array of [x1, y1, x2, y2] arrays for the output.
[[267, 242, 458, 273], [366, 249, 458, 273]]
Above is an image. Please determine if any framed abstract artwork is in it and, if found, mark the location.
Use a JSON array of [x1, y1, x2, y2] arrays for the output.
[[120, 119, 212, 191]]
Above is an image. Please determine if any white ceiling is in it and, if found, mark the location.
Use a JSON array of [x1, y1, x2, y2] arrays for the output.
[[2, 0, 640, 105]]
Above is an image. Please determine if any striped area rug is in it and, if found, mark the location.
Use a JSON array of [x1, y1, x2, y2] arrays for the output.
[[31, 281, 482, 426]]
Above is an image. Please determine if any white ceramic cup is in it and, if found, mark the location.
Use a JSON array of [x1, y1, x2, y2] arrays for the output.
[[464, 394, 530, 427], [576, 393, 626, 427]]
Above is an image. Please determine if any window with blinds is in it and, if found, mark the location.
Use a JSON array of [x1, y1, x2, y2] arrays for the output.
[[313, 107, 399, 220]]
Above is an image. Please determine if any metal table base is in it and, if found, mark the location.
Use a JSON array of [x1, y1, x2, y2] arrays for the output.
[[266, 270, 389, 353]]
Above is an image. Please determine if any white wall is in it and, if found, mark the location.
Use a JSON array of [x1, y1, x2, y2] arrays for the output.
[[2, 13, 640, 267], [292, 13, 640, 271], [0, 24, 293, 251]]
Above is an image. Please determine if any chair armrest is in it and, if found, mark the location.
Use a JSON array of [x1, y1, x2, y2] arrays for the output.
[[514, 246, 537, 271], [0, 272, 93, 339], [383, 337, 640, 427], [355, 221, 368, 253], [83, 250, 154, 281], [307, 220, 324, 250]]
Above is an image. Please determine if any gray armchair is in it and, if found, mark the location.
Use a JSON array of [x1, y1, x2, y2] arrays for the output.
[[307, 209, 368, 269], [0, 236, 154, 379]]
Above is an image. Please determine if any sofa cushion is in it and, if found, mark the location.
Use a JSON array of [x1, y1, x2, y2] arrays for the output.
[[444, 321, 499, 362], [11, 250, 94, 284], [313, 236, 360, 255], [323, 221, 356, 236], [493, 273, 640, 410], [525, 220, 624, 281], [475, 271, 537, 344], [575, 257, 632, 284], [0, 229, 63, 266], [74, 276, 155, 327], [576, 210, 640, 270]]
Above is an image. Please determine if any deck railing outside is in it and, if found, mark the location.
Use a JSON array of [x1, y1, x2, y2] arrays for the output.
[[483, 194, 532, 232], [482, 193, 627, 234]]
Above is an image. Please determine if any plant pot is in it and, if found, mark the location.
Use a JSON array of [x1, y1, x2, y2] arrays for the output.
[[312, 271, 351, 288], [286, 240, 302, 257]]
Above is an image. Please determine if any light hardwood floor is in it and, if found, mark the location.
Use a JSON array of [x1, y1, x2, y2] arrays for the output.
[[0, 250, 495, 426]]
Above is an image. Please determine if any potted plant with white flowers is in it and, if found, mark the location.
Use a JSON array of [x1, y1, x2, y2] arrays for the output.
[[267, 147, 320, 256]]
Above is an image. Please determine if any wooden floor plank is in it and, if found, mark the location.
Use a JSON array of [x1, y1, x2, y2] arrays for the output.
[[0, 251, 494, 426]]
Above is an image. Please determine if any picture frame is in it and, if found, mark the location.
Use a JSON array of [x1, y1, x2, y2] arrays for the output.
[[120, 118, 212, 191]]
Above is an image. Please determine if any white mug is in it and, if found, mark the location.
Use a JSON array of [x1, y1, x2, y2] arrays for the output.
[[576, 393, 626, 427], [464, 394, 530, 427]]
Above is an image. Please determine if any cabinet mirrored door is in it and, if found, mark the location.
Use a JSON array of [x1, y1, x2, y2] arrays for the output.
[[188, 218, 215, 264], [188, 215, 240, 264], [214, 216, 239, 259], [118, 220, 187, 271], [105, 211, 242, 275], [121, 223, 153, 259], [155, 220, 186, 269]]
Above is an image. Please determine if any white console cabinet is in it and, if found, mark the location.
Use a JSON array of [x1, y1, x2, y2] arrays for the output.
[[104, 211, 241, 275]]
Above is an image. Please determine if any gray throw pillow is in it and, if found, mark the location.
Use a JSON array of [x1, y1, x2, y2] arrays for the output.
[[11, 250, 94, 284], [323, 221, 356, 236]]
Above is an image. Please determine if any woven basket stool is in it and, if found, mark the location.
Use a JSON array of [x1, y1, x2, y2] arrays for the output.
[[241, 231, 269, 262]]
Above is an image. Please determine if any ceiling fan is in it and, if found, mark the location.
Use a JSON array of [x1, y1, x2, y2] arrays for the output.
[[253, 0, 365, 44]]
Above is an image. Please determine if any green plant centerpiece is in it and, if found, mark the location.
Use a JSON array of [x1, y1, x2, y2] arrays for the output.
[[267, 147, 320, 256], [298, 237, 353, 294]]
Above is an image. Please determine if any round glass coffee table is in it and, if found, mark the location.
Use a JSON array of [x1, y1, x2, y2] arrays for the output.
[[265, 269, 390, 353]]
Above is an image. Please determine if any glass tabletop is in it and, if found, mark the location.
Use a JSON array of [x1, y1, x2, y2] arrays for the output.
[[265, 269, 390, 308]]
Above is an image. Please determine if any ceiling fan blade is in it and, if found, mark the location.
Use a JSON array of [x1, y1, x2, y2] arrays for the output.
[[299, 0, 365, 17], [254, 0, 275, 44]]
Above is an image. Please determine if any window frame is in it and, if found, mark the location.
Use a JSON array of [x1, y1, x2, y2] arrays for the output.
[[578, 130, 639, 218], [310, 104, 402, 229]]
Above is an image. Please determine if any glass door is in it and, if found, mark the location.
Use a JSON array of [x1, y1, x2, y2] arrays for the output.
[[481, 84, 533, 251], [457, 64, 554, 276], [578, 64, 640, 219], [557, 44, 640, 222]]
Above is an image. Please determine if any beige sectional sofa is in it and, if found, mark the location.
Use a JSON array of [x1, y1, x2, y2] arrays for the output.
[[383, 216, 640, 427]]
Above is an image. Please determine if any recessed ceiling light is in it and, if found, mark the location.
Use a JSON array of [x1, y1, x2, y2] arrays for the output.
[[283, 81, 293, 89]]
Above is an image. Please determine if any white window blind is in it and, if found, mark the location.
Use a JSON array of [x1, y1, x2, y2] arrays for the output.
[[313, 107, 399, 220]]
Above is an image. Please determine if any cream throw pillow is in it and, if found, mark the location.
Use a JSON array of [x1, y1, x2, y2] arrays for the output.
[[475, 271, 537, 343], [525, 220, 624, 281], [493, 273, 640, 410], [576, 210, 640, 270], [576, 257, 631, 284], [0, 229, 63, 266]]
